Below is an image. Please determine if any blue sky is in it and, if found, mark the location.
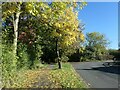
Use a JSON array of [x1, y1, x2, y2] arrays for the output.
[[78, 2, 118, 49]]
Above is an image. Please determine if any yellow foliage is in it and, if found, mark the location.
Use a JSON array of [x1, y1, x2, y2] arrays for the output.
[[55, 23, 61, 28], [42, 14, 47, 19], [80, 33, 85, 41]]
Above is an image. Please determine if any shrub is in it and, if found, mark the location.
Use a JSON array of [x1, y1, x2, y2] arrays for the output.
[[26, 44, 43, 69], [61, 55, 69, 62], [2, 44, 17, 87], [108, 49, 120, 59], [17, 43, 29, 69]]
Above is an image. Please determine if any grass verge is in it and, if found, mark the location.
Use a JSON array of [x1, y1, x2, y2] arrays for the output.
[[49, 62, 88, 88], [2, 63, 88, 89]]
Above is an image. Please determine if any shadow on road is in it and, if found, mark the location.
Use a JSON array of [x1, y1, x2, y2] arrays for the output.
[[76, 65, 120, 75]]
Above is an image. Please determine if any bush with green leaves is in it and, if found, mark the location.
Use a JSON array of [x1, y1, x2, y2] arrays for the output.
[[17, 43, 29, 69], [108, 49, 120, 59], [32, 44, 43, 69], [2, 44, 18, 87], [61, 55, 69, 62], [25, 43, 43, 69]]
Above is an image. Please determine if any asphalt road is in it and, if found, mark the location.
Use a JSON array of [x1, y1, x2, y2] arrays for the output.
[[71, 61, 120, 88]]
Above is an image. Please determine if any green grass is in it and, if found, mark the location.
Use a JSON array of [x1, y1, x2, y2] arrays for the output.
[[2, 63, 88, 89], [2, 65, 48, 88], [49, 63, 88, 88]]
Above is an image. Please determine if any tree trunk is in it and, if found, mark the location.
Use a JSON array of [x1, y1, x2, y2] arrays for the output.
[[12, 5, 21, 67], [57, 51, 61, 69], [56, 38, 61, 69], [13, 12, 20, 55]]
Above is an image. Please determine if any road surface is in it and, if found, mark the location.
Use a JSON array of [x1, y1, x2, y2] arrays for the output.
[[71, 61, 120, 88]]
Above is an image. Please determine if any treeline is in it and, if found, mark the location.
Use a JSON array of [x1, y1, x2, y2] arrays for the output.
[[108, 49, 120, 60], [69, 32, 120, 62], [69, 32, 110, 62], [2, 2, 87, 87]]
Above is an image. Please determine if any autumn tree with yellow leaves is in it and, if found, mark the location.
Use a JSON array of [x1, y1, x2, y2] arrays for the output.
[[38, 2, 86, 68]]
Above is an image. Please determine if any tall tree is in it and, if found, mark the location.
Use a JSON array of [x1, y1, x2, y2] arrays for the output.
[[2, 2, 23, 68], [85, 32, 109, 60], [2, 2, 45, 68], [39, 2, 86, 68]]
